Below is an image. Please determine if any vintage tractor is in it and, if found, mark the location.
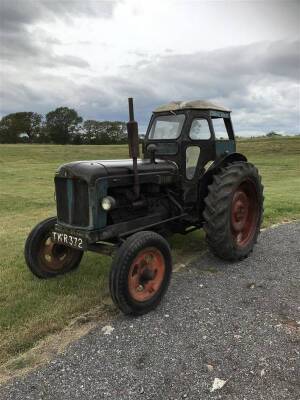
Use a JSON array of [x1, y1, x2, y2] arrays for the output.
[[25, 99, 264, 315]]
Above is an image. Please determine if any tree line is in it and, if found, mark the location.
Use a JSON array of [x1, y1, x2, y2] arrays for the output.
[[0, 107, 128, 144]]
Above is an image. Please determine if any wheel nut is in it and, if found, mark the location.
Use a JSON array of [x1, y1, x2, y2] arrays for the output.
[[137, 285, 144, 292], [145, 254, 153, 263]]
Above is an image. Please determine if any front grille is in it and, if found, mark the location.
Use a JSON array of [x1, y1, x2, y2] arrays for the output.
[[55, 177, 89, 227], [55, 178, 69, 223], [72, 179, 89, 226]]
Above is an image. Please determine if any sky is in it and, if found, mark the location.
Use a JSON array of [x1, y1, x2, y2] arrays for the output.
[[0, 0, 299, 136]]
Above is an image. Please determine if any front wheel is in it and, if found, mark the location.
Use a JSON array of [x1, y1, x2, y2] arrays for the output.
[[203, 162, 264, 261], [24, 217, 83, 279], [109, 231, 172, 315]]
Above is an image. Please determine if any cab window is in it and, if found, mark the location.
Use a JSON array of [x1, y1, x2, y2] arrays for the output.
[[189, 119, 211, 140], [212, 118, 229, 140]]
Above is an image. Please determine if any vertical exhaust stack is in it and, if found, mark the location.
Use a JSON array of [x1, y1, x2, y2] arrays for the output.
[[127, 97, 140, 198]]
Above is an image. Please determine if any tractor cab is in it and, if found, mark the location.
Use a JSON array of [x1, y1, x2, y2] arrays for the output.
[[143, 100, 237, 203], [144, 100, 235, 180]]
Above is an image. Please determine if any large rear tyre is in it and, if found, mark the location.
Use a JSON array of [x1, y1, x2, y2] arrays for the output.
[[109, 231, 172, 315], [24, 217, 83, 279], [203, 162, 264, 261]]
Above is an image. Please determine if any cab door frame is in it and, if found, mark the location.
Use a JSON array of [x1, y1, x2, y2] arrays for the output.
[[181, 110, 215, 203], [210, 110, 236, 157]]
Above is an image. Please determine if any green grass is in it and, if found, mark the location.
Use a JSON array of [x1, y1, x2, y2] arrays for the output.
[[237, 137, 300, 224], [0, 138, 299, 366]]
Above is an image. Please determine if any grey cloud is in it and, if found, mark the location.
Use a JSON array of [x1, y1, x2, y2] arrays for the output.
[[260, 41, 300, 79], [1, 30, 90, 69], [80, 40, 300, 134], [47, 55, 90, 69], [0, 0, 119, 29], [0, 31, 40, 58], [0, 1, 36, 32], [0, 0, 120, 69], [39, 0, 117, 20], [1, 40, 299, 135], [129, 50, 148, 58]]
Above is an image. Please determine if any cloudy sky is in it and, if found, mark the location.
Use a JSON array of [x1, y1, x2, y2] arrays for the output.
[[0, 0, 299, 135]]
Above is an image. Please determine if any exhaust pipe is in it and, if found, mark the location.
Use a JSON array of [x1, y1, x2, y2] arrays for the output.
[[127, 98, 140, 198]]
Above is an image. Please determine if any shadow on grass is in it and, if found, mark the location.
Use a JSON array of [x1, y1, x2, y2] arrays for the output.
[[170, 229, 207, 265]]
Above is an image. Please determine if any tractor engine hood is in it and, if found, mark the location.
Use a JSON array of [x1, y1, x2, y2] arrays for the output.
[[56, 159, 178, 184]]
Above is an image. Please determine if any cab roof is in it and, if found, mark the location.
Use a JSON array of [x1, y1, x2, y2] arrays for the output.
[[154, 100, 231, 113]]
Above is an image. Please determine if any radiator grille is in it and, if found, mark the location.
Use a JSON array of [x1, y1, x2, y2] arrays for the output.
[[55, 178, 69, 223], [55, 177, 89, 227]]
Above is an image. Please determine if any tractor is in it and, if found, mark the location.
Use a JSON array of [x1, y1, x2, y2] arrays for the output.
[[25, 99, 264, 315]]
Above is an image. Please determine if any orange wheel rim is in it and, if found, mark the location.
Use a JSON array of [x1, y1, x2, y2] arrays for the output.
[[128, 247, 165, 302], [37, 235, 75, 272], [231, 179, 259, 247]]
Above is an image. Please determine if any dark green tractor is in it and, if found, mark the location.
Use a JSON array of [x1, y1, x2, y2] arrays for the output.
[[25, 99, 264, 315]]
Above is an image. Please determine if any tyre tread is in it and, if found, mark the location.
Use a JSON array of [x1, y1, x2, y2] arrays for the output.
[[109, 231, 172, 315], [203, 162, 264, 261]]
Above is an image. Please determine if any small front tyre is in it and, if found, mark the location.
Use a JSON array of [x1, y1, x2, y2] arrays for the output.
[[24, 217, 83, 279], [109, 231, 172, 315]]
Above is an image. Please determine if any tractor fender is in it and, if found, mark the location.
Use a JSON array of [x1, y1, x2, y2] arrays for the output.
[[206, 152, 247, 176], [198, 152, 248, 216], [204, 152, 247, 181]]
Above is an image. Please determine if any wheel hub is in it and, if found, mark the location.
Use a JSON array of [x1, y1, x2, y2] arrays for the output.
[[141, 267, 156, 281], [231, 191, 249, 231], [38, 235, 73, 271], [128, 248, 165, 302], [231, 180, 259, 247]]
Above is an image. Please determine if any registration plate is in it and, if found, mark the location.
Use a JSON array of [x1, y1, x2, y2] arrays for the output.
[[51, 231, 85, 250]]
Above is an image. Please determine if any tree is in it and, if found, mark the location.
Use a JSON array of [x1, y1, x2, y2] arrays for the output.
[[0, 112, 42, 143], [0, 115, 18, 143], [71, 124, 84, 145], [104, 121, 127, 144], [0, 107, 128, 145], [83, 120, 104, 144], [45, 107, 82, 144], [33, 124, 51, 143], [82, 120, 127, 144]]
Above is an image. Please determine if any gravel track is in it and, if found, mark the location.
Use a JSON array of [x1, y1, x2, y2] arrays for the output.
[[1, 223, 299, 400]]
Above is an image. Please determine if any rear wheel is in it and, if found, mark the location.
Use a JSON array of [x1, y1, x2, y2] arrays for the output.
[[109, 231, 172, 315], [25, 217, 83, 278], [203, 162, 264, 261]]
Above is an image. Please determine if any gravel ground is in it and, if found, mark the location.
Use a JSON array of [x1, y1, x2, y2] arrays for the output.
[[1, 223, 299, 400]]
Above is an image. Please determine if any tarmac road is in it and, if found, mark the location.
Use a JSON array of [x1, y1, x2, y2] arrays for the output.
[[0, 223, 299, 400]]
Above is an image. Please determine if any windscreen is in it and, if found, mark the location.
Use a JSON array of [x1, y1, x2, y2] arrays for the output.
[[149, 114, 185, 140]]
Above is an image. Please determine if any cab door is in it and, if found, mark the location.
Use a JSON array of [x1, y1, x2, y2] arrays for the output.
[[183, 114, 215, 203]]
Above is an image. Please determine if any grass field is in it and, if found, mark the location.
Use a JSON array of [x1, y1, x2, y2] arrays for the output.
[[0, 137, 300, 367]]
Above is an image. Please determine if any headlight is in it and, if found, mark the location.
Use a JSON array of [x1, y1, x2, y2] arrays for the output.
[[101, 196, 116, 211]]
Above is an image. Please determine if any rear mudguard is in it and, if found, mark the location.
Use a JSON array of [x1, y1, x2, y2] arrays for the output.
[[198, 152, 248, 216]]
